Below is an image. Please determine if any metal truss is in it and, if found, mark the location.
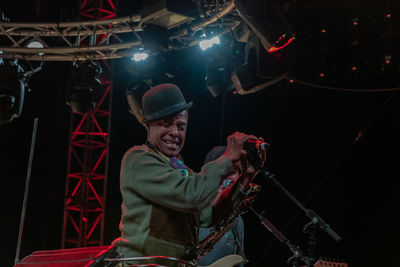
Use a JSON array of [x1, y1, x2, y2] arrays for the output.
[[0, 16, 142, 61], [61, 0, 115, 248], [0, 1, 241, 61], [61, 67, 114, 247]]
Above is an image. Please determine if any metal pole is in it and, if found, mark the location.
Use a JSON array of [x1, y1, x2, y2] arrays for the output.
[[14, 118, 39, 265]]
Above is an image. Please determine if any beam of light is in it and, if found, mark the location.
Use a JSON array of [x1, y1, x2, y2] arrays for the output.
[[199, 36, 220, 51], [132, 52, 148, 62]]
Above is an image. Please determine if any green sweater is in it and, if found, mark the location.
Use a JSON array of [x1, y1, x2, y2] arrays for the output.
[[113, 144, 244, 261]]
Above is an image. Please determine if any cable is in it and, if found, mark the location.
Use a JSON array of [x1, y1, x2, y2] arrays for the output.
[[287, 77, 400, 93]]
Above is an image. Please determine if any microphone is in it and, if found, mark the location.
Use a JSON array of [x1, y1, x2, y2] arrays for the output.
[[243, 139, 270, 170], [243, 139, 270, 152]]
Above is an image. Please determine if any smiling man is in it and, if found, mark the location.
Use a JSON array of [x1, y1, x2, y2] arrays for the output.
[[112, 83, 264, 265]]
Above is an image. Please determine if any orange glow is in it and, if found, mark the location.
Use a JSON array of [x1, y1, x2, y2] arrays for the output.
[[268, 36, 295, 53]]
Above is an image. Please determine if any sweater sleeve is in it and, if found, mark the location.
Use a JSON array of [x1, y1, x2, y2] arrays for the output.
[[121, 146, 234, 213]]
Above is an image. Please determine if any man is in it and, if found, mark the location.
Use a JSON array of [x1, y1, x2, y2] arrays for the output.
[[113, 83, 264, 265]]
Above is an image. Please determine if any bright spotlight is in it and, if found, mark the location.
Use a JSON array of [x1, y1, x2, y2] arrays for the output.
[[26, 40, 45, 49], [199, 36, 220, 51], [133, 52, 149, 62]]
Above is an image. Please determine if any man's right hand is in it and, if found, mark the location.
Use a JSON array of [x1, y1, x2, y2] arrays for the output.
[[224, 131, 256, 164], [224, 132, 266, 191]]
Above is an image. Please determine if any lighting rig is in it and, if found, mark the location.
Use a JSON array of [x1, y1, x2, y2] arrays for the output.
[[0, 0, 295, 100]]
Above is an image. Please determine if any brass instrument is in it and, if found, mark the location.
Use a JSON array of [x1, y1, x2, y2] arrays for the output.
[[189, 185, 260, 264]]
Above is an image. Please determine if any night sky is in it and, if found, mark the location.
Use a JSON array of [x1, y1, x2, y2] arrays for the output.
[[1, 1, 400, 267]]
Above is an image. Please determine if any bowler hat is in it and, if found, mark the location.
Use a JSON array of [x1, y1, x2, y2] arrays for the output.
[[142, 83, 193, 122]]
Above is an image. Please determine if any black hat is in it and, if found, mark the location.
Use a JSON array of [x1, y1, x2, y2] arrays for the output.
[[142, 83, 193, 122]]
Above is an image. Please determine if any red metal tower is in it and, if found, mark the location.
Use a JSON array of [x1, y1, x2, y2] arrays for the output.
[[61, 0, 117, 248]]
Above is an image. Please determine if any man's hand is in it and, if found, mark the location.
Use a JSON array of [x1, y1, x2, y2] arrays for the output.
[[224, 131, 256, 164], [237, 136, 267, 191]]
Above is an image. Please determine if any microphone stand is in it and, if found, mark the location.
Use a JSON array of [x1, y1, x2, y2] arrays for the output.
[[261, 170, 342, 243], [249, 206, 313, 267]]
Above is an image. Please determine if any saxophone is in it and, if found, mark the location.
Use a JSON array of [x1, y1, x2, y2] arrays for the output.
[[189, 185, 260, 264]]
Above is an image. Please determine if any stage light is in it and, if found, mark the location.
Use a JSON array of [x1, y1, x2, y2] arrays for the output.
[[199, 36, 220, 51], [133, 52, 149, 62], [234, 0, 294, 53], [140, 0, 197, 29], [205, 59, 232, 97], [66, 62, 102, 113], [229, 0, 294, 95], [0, 60, 40, 125], [26, 39, 45, 49], [204, 47, 243, 97], [126, 81, 152, 125], [0, 66, 24, 125], [231, 34, 293, 95]]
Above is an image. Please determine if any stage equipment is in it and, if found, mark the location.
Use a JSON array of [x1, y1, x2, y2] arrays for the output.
[[257, 170, 342, 266], [231, 32, 292, 95], [250, 206, 313, 267], [231, 0, 295, 95], [66, 61, 102, 113], [262, 170, 342, 243], [205, 42, 245, 97], [0, 1, 240, 61], [14, 246, 119, 267], [133, 52, 149, 62], [232, 21, 252, 43], [62, 0, 116, 249], [126, 81, 152, 125], [205, 52, 234, 97], [0, 60, 41, 125], [234, 0, 294, 53], [26, 39, 45, 49], [199, 36, 220, 51], [140, 0, 197, 29], [0, 63, 25, 125]]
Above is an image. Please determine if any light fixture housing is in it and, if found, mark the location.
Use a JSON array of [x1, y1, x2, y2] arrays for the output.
[[66, 62, 102, 113], [234, 0, 294, 52], [140, 0, 197, 29], [0, 62, 25, 125]]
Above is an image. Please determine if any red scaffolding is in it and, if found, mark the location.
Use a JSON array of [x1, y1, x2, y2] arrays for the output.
[[61, 0, 117, 248]]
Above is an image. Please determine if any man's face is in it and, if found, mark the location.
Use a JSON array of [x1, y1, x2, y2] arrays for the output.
[[147, 110, 188, 158]]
